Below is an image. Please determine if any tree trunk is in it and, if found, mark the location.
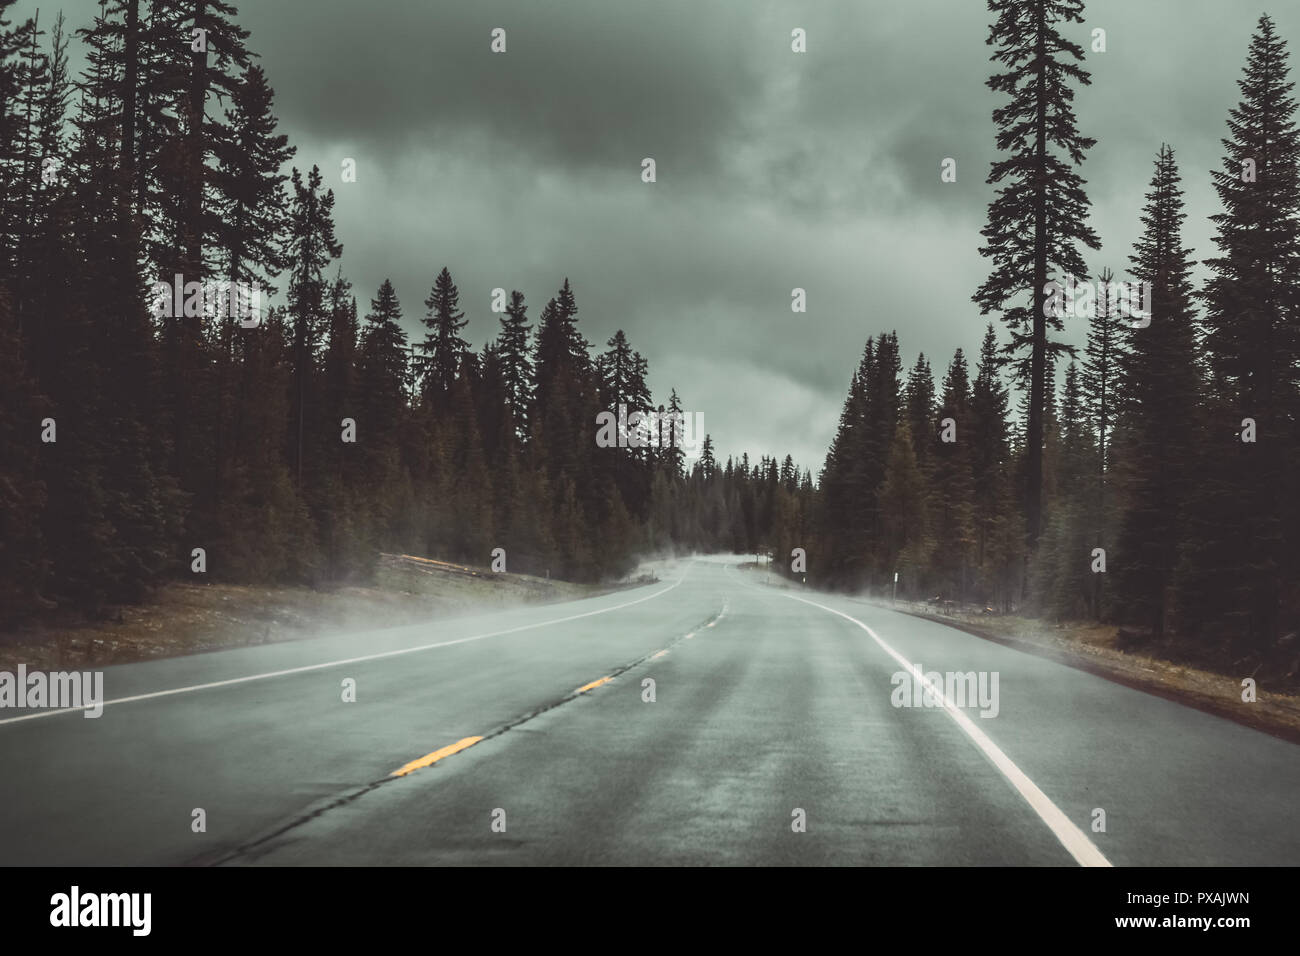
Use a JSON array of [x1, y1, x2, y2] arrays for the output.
[[1028, 3, 1048, 550]]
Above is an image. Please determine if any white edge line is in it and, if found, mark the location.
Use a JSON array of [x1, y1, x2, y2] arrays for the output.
[[779, 590, 1112, 869], [0, 572, 687, 726]]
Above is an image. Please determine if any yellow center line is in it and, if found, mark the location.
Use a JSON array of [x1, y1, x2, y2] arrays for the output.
[[575, 676, 612, 694], [390, 735, 483, 777]]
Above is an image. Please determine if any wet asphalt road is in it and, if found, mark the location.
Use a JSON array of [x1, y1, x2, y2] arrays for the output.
[[2, 556, 1297, 866]]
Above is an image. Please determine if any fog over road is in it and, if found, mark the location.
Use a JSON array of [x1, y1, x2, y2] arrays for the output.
[[2, 557, 1297, 867]]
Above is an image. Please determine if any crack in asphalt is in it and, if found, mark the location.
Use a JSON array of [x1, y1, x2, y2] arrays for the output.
[[199, 601, 728, 866]]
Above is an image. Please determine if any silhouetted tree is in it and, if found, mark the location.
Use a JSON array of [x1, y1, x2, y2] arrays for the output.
[[974, 0, 1101, 548]]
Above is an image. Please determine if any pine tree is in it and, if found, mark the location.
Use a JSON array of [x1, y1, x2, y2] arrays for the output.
[[1082, 268, 1124, 476], [57, 7, 178, 605], [0, 286, 50, 620], [929, 349, 976, 599], [5, 7, 47, 278], [495, 289, 533, 440], [1080, 267, 1125, 617], [1034, 360, 1098, 617], [818, 339, 873, 587], [780, 453, 796, 492], [533, 278, 591, 399], [124, 0, 182, 270], [416, 266, 468, 412], [530, 279, 598, 499], [862, 332, 902, 584], [1111, 145, 1200, 639], [596, 328, 653, 518], [660, 387, 686, 481], [285, 164, 342, 486], [359, 278, 410, 429], [699, 434, 718, 481], [597, 329, 652, 413], [1183, 16, 1300, 651], [204, 65, 293, 542], [969, 324, 1020, 608], [11, 11, 70, 334], [0, 1, 37, 268], [878, 419, 929, 593], [974, 0, 1101, 548], [214, 64, 293, 296], [153, 0, 251, 279], [905, 352, 936, 476], [222, 307, 317, 582], [311, 272, 368, 580], [1201, 15, 1300, 414]]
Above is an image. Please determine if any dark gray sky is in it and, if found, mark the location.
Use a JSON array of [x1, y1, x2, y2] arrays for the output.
[[18, 0, 1298, 472]]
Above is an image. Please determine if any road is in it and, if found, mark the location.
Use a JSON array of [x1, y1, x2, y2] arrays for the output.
[[1, 556, 1297, 866]]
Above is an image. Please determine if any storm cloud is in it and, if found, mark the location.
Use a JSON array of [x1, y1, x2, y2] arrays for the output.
[[17, 0, 1296, 470]]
